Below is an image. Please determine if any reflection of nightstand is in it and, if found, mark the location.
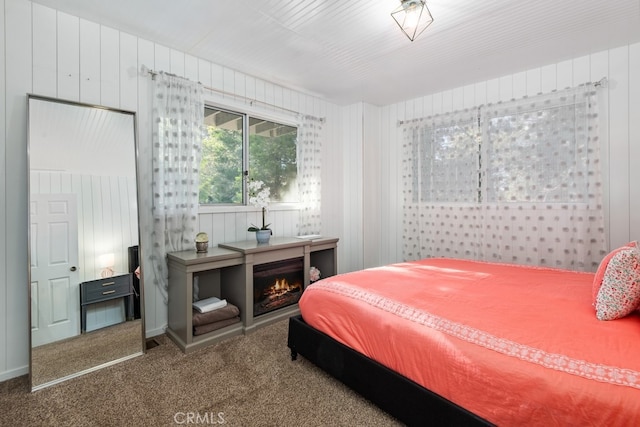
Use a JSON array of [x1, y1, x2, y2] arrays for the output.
[[80, 273, 134, 333]]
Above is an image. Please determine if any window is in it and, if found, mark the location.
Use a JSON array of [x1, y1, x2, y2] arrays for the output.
[[416, 119, 479, 203], [483, 100, 590, 203], [199, 106, 298, 205], [401, 84, 604, 269], [411, 94, 591, 205]]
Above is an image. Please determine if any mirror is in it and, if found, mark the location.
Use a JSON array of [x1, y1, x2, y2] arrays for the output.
[[27, 95, 144, 391]]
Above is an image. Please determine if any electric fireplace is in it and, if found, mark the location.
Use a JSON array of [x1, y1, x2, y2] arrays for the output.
[[253, 257, 304, 317]]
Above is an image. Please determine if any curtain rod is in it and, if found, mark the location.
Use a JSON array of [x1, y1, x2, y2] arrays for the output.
[[143, 66, 324, 121], [594, 77, 608, 87], [397, 77, 608, 126]]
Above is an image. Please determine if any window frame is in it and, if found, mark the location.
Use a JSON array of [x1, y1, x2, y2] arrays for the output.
[[411, 94, 591, 206], [199, 99, 300, 213]]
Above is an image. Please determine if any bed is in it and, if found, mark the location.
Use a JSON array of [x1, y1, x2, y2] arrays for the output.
[[287, 255, 640, 426]]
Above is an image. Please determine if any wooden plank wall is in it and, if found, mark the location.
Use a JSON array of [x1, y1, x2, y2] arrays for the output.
[[373, 43, 640, 268], [0, 0, 342, 381], [2, 0, 638, 383], [30, 171, 138, 283]]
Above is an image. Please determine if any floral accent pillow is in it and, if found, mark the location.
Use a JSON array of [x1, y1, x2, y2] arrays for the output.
[[594, 245, 640, 321], [592, 241, 637, 304]]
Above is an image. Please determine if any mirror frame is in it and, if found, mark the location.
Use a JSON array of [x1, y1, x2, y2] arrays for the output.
[[27, 94, 145, 391]]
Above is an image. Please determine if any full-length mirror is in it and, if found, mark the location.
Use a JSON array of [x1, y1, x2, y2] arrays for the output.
[[27, 95, 144, 391]]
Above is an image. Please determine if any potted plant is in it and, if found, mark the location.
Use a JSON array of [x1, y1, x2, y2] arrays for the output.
[[247, 179, 272, 243]]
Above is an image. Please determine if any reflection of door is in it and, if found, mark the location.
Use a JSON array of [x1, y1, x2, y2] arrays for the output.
[[30, 194, 80, 347]]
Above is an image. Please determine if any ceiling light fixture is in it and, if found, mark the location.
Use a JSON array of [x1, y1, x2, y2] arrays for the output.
[[391, 0, 434, 42]]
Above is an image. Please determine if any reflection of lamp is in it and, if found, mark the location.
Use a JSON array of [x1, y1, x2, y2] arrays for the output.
[[391, 0, 434, 42], [98, 253, 115, 278]]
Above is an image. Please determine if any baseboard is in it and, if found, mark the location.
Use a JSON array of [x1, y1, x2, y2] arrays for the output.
[[145, 325, 166, 339], [0, 365, 28, 383]]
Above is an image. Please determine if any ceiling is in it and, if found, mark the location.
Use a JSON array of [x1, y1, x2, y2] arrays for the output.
[[31, 0, 640, 106]]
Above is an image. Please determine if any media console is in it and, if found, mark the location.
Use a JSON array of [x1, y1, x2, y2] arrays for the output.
[[166, 237, 338, 353]]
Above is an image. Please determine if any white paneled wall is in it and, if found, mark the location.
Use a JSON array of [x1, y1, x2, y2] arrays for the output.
[[0, 0, 342, 381], [2, 0, 639, 383], [0, 0, 6, 383], [341, 103, 364, 274], [30, 172, 138, 282], [372, 44, 640, 267], [362, 103, 381, 269]]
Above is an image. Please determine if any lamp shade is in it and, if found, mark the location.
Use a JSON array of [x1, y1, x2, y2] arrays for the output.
[[98, 253, 115, 268], [98, 253, 115, 278], [391, 0, 434, 41]]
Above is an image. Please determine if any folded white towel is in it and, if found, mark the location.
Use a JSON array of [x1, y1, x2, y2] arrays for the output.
[[192, 296, 228, 313]]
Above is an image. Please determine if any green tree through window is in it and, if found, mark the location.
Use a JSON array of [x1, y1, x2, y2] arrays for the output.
[[248, 118, 297, 202], [199, 106, 298, 205]]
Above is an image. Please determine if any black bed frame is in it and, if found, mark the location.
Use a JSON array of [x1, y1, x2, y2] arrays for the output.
[[287, 315, 494, 426]]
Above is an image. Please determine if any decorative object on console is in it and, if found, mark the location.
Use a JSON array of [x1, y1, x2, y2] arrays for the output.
[[247, 179, 272, 243], [193, 296, 228, 313], [255, 229, 271, 244], [391, 0, 434, 42], [310, 266, 321, 283], [195, 232, 209, 253]]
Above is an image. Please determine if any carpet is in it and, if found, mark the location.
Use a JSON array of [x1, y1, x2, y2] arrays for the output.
[[0, 318, 402, 426], [31, 319, 143, 388]]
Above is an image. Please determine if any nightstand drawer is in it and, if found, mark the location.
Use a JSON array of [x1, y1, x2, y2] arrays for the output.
[[81, 274, 132, 304]]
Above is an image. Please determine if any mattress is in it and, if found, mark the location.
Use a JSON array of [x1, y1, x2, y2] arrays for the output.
[[298, 258, 640, 425]]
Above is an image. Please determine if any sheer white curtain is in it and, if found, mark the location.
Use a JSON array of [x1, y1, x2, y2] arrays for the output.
[[479, 85, 605, 270], [401, 108, 480, 261], [144, 72, 204, 301], [401, 83, 605, 271], [297, 115, 324, 236]]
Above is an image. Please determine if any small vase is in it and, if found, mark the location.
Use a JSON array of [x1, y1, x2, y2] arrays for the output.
[[195, 241, 208, 253], [255, 229, 271, 244]]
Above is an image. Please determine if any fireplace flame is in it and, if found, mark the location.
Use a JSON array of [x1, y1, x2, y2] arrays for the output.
[[253, 258, 304, 316], [265, 278, 301, 298]]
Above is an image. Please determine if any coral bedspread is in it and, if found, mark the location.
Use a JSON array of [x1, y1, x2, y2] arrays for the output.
[[298, 258, 640, 426]]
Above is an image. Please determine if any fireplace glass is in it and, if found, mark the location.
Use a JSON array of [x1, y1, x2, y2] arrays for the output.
[[253, 257, 304, 316]]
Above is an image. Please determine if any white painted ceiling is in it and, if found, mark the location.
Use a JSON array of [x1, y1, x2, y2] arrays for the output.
[[31, 0, 640, 106]]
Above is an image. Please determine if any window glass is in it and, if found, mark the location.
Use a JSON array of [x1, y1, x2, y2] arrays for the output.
[[408, 94, 589, 205], [200, 106, 243, 204], [414, 120, 478, 203], [200, 106, 298, 205], [248, 118, 298, 203], [420, 121, 478, 203], [484, 101, 588, 203]]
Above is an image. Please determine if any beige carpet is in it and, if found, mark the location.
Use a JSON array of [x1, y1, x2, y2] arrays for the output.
[[31, 319, 143, 388], [0, 319, 402, 426]]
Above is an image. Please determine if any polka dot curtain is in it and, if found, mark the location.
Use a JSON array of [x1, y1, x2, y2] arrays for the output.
[[147, 72, 205, 301], [402, 83, 605, 271], [297, 115, 324, 236]]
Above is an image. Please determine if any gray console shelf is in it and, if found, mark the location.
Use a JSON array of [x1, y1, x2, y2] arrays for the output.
[[167, 237, 338, 353]]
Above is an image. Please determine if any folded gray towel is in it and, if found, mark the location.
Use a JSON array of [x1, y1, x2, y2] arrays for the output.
[[192, 303, 240, 326], [193, 317, 240, 336]]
